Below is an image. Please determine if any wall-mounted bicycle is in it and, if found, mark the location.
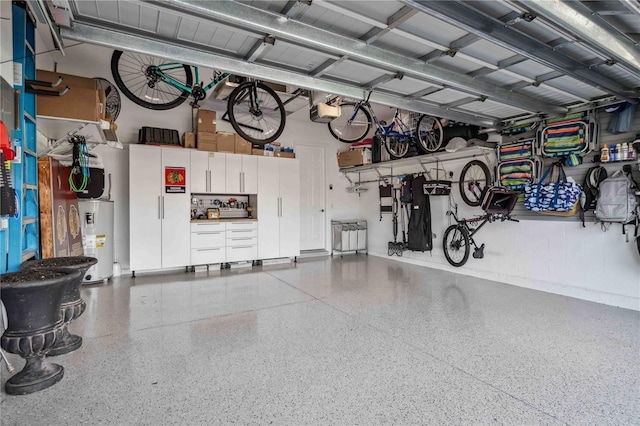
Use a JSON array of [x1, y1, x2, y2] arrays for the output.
[[443, 187, 519, 267], [326, 93, 444, 157], [110, 50, 286, 144]]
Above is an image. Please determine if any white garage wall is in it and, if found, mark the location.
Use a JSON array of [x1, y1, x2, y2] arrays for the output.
[[37, 42, 360, 271], [38, 41, 639, 310], [357, 147, 640, 311]]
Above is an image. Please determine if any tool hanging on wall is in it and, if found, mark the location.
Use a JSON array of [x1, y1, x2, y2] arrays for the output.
[[69, 135, 90, 193]]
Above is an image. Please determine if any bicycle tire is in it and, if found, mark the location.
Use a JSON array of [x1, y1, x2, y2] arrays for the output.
[[416, 115, 444, 153], [459, 160, 491, 207], [383, 134, 409, 159], [227, 81, 286, 145], [443, 225, 470, 267], [111, 50, 192, 111], [328, 102, 372, 143], [94, 78, 121, 120]]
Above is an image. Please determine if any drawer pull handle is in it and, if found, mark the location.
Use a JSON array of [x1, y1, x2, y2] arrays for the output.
[[231, 246, 253, 249], [229, 230, 252, 233], [229, 237, 253, 241], [195, 232, 222, 235], [196, 248, 221, 252]]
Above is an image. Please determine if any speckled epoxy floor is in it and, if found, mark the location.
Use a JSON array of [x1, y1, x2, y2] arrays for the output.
[[1, 256, 639, 425]]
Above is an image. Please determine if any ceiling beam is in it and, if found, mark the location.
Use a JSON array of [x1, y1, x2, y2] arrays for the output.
[[60, 22, 500, 127], [148, 0, 567, 115], [400, 0, 639, 103], [523, 0, 640, 79]]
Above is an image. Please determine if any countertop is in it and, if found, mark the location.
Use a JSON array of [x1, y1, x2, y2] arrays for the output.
[[191, 218, 258, 223]]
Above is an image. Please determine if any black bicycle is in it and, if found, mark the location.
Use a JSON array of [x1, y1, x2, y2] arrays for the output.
[[443, 187, 519, 267], [110, 50, 286, 144]]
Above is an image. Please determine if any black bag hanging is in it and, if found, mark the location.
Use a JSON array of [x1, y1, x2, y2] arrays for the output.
[[372, 135, 382, 164], [411, 174, 427, 206], [407, 193, 432, 252], [400, 175, 413, 204]]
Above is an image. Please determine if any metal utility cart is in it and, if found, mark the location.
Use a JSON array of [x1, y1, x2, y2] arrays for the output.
[[331, 219, 367, 256]]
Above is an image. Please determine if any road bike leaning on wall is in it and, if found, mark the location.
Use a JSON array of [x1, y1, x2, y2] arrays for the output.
[[327, 93, 445, 158], [110, 50, 286, 145]]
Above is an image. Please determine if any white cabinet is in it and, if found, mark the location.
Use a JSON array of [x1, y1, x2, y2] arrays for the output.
[[226, 221, 258, 262], [130, 145, 190, 272], [191, 222, 226, 265], [225, 154, 258, 194], [257, 157, 300, 259], [190, 150, 226, 193]]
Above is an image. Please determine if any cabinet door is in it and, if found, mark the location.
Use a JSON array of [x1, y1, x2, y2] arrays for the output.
[[129, 145, 162, 271], [225, 154, 242, 193], [161, 148, 191, 268], [242, 155, 258, 194], [209, 152, 226, 193], [279, 159, 301, 258], [257, 156, 280, 259], [190, 150, 209, 193]]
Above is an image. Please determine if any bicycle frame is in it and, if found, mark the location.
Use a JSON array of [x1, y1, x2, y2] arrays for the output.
[[447, 210, 491, 246], [346, 101, 414, 141], [154, 63, 230, 95]]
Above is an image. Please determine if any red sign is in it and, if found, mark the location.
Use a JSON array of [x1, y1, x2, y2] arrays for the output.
[[165, 167, 186, 193]]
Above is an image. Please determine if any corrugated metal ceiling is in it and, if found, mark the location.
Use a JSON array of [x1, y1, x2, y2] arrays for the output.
[[51, 0, 639, 128]]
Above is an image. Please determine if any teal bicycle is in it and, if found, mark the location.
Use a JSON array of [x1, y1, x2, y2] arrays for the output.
[[111, 50, 286, 144]]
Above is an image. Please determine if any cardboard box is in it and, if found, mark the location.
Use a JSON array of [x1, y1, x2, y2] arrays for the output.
[[197, 109, 217, 133], [216, 132, 235, 153], [337, 149, 370, 167], [183, 132, 196, 149], [197, 132, 217, 152], [252, 149, 296, 159], [235, 134, 252, 155], [36, 70, 103, 122]]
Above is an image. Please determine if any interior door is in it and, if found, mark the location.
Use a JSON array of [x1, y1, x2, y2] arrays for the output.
[[161, 148, 191, 268], [279, 158, 300, 258], [296, 145, 326, 251], [129, 145, 162, 271]]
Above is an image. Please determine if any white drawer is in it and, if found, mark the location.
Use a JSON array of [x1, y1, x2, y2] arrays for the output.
[[226, 245, 257, 262], [226, 221, 257, 231], [191, 222, 226, 232], [226, 228, 258, 238], [226, 236, 258, 247], [191, 231, 226, 249], [191, 247, 225, 265]]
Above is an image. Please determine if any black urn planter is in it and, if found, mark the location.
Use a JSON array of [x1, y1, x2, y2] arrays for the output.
[[0, 267, 82, 395], [21, 256, 97, 356]]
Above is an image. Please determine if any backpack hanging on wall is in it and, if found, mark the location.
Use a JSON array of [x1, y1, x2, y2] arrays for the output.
[[594, 168, 638, 237], [580, 166, 607, 226], [400, 174, 413, 204]]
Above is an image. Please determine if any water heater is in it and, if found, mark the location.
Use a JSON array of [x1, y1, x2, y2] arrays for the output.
[[78, 200, 114, 283]]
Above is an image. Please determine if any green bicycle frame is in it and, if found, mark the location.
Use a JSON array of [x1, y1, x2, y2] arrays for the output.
[[155, 62, 230, 94]]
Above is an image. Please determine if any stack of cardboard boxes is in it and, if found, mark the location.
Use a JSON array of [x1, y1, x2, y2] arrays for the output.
[[182, 109, 252, 155]]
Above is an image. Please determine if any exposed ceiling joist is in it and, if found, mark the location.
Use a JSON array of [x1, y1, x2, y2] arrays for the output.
[[523, 0, 640, 79], [60, 22, 500, 127], [148, 0, 567, 115], [400, 0, 639, 104]]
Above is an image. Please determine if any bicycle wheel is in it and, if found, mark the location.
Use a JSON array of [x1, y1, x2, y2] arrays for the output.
[[459, 160, 491, 207], [227, 81, 286, 145], [111, 50, 192, 110], [94, 78, 121, 120], [328, 102, 372, 143], [443, 225, 470, 267], [416, 115, 443, 153], [384, 134, 409, 159]]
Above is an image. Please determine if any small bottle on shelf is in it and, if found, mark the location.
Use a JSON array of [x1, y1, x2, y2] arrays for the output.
[[616, 144, 622, 161], [621, 143, 628, 161], [600, 145, 609, 162], [610, 144, 617, 161]]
